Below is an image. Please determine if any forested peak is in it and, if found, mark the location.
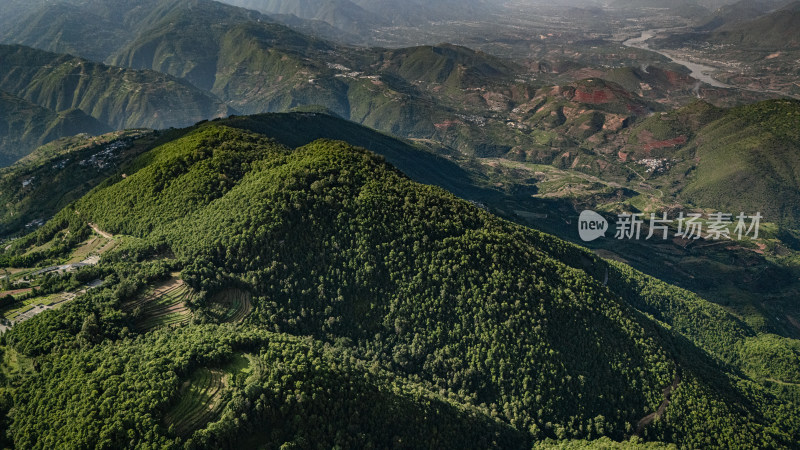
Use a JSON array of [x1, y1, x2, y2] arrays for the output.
[[2, 115, 799, 448]]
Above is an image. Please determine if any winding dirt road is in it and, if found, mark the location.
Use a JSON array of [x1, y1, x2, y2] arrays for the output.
[[636, 374, 680, 434]]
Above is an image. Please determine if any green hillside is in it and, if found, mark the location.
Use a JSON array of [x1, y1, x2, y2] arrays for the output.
[[0, 90, 110, 167], [623, 99, 800, 220], [615, 98, 800, 224], [0, 112, 494, 239], [2, 121, 798, 448], [219, 112, 486, 195], [0, 45, 232, 130], [10, 326, 531, 449], [0, 129, 159, 237], [681, 99, 800, 223], [380, 44, 518, 90]]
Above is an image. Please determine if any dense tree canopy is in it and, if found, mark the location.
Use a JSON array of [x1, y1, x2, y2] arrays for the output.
[[1, 123, 798, 448]]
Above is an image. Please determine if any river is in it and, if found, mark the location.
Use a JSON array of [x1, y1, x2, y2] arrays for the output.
[[623, 30, 731, 88]]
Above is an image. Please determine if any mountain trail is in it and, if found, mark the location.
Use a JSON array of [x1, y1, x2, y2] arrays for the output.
[[88, 223, 113, 239], [636, 374, 680, 435]]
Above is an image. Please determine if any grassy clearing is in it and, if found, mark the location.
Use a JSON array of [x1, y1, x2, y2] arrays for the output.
[[65, 235, 111, 264], [125, 278, 195, 332], [0, 288, 32, 299], [65, 225, 120, 265], [2, 268, 33, 277], [21, 239, 56, 257], [0, 345, 34, 379]]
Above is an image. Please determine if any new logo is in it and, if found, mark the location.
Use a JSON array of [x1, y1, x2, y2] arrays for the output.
[[578, 210, 608, 242]]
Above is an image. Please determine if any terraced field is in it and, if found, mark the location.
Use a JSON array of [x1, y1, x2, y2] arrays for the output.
[[125, 278, 195, 332], [164, 353, 260, 437], [164, 367, 226, 437], [209, 289, 252, 323]]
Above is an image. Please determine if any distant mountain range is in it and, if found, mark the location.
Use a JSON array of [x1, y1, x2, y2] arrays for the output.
[[219, 0, 390, 31], [0, 91, 109, 166], [0, 45, 232, 130], [611, 0, 782, 11], [2, 0, 672, 168], [1, 0, 776, 170], [218, 0, 495, 32], [0, 44, 232, 165], [0, 0, 525, 164]]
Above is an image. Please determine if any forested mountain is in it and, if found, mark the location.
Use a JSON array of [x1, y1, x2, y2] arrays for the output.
[[0, 112, 480, 238], [0, 91, 110, 166], [1, 0, 799, 448], [1, 119, 798, 448]]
